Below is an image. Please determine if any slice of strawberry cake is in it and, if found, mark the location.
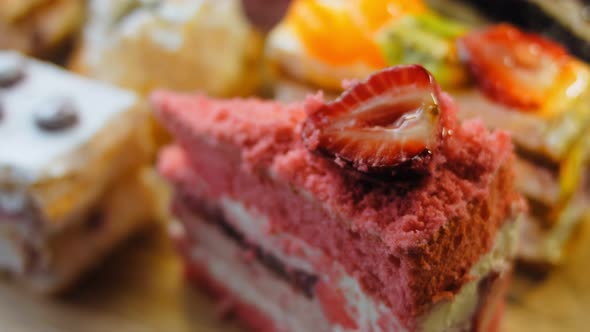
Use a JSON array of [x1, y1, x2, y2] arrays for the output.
[[153, 65, 523, 332]]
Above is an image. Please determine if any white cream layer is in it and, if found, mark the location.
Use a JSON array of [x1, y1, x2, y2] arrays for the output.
[[185, 219, 332, 332]]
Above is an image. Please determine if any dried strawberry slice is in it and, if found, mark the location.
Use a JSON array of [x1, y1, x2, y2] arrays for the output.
[[302, 65, 445, 176], [457, 24, 570, 110]]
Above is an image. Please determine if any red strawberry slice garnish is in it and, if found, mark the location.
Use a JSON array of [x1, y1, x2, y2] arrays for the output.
[[457, 24, 570, 110], [302, 65, 446, 177]]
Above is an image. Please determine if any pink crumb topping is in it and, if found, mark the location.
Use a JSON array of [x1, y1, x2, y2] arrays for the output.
[[153, 91, 516, 247]]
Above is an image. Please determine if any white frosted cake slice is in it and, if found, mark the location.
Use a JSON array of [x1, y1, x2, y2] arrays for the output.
[[0, 52, 159, 292]]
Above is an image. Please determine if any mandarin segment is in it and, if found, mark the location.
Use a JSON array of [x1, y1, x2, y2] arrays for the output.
[[286, 0, 387, 67]]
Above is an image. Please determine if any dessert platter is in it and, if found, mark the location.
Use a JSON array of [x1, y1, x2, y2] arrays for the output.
[[1, 0, 590, 331]]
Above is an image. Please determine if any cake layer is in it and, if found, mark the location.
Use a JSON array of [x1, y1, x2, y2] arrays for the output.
[[173, 203, 331, 332], [155, 105, 519, 327], [453, 90, 590, 163], [171, 187, 515, 332], [174, 184, 516, 331], [453, 89, 590, 263], [0, 167, 159, 292], [519, 189, 590, 263]]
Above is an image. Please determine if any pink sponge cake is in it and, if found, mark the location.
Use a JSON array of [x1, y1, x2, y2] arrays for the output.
[[153, 65, 523, 332]]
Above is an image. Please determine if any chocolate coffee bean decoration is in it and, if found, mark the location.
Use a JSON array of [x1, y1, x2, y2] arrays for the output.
[[34, 97, 79, 131], [241, 0, 291, 32], [0, 55, 25, 88]]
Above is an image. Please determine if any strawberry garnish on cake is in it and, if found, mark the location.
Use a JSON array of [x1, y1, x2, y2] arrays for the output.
[[457, 24, 571, 110], [302, 65, 453, 177]]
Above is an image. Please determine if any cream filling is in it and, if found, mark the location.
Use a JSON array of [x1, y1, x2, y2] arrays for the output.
[[185, 220, 332, 332], [335, 273, 406, 332], [186, 197, 518, 331]]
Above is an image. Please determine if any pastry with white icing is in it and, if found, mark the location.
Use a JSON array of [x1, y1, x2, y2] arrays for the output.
[[0, 0, 84, 59], [0, 52, 160, 293], [70, 0, 262, 97]]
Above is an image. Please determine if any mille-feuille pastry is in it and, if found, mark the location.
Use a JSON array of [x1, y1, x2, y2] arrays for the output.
[[154, 65, 523, 332], [0, 51, 159, 293], [265, 0, 590, 265], [70, 0, 262, 97], [454, 24, 590, 265], [0, 0, 84, 60]]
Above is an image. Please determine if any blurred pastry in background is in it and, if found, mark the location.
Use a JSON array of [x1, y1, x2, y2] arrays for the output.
[[442, 0, 590, 63], [0, 52, 161, 293], [0, 0, 84, 61], [265, 0, 590, 265], [70, 0, 262, 97], [266, 0, 471, 101], [454, 24, 590, 265]]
